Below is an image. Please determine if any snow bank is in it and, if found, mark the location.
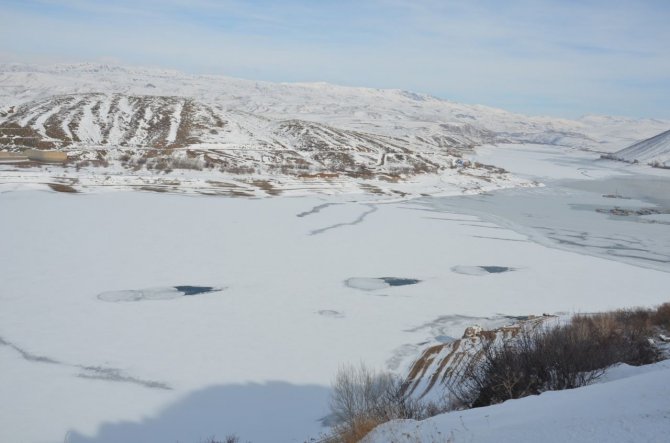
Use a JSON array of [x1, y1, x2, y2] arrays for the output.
[[365, 360, 670, 443]]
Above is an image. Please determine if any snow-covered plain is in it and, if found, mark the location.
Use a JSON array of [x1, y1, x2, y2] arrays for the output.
[[1, 63, 669, 443], [1, 143, 669, 443]]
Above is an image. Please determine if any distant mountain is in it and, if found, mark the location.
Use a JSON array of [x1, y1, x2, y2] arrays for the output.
[[1, 63, 666, 152], [605, 128, 670, 168], [0, 92, 488, 178], [1, 63, 668, 194]]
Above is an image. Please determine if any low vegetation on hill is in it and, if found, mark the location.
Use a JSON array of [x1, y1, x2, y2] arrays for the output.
[[326, 303, 670, 443]]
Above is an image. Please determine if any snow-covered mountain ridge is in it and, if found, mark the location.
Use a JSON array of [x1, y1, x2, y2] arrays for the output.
[[2, 63, 667, 152], [0, 63, 667, 195], [605, 128, 670, 167]]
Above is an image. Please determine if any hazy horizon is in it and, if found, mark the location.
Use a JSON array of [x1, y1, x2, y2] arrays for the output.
[[2, 0, 669, 119]]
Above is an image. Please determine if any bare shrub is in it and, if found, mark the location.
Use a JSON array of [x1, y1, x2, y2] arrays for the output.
[[456, 312, 660, 408], [172, 157, 203, 171], [153, 158, 171, 171], [653, 303, 670, 329], [198, 435, 245, 443], [219, 165, 255, 175], [75, 160, 90, 171], [329, 363, 445, 443]]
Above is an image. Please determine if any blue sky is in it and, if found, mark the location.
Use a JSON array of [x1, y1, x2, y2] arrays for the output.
[[2, 0, 669, 118]]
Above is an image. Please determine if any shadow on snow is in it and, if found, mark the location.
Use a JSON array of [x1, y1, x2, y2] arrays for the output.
[[67, 381, 332, 443]]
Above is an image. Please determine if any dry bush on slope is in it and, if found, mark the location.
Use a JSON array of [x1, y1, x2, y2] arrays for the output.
[[653, 303, 670, 329], [456, 309, 662, 408], [329, 364, 446, 443]]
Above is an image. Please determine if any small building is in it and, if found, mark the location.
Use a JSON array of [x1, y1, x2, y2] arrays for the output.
[[0, 149, 68, 163]]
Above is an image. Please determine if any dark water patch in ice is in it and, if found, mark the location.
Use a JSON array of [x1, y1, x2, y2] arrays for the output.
[[451, 265, 515, 275], [98, 286, 223, 302], [345, 277, 421, 291], [174, 286, 218, 296], [381, 277, 421, 286], [481, 266, 513, 273]]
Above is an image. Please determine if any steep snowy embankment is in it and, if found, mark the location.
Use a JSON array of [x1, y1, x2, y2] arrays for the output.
[[610, 128, 670, 166], [366, 360, 670, 443]]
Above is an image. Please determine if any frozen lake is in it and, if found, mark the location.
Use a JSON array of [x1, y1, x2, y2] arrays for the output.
[[1, 144, 669, 443], [465, 143, 670, 270]]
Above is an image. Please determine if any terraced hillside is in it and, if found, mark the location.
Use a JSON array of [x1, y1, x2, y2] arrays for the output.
[[0, 92, 485, 179], [1, 63, 667, 195], [401, 316, 555, 402]]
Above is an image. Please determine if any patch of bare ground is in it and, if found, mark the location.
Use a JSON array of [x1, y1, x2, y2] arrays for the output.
[[206, 180, 238, 188], [47, 183, 78, 193], [359, 183, 384, 194], [9, 160, 42, 168], [0, 123, 57, 149], [401, 318, 546, 399], [229, 190, 256, 197], [298, 172, 340, 179], [43, 113, 72, 147], [390, 190, 409, 197], [376, 173, 403, 183], [171, 99, 201, 148], [251, 179, 282, 196], [138, 185, 169, 193]]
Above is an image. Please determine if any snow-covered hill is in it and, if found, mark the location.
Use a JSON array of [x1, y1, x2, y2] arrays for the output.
[[366, 360, 670, 443], [0, 92, 484, 177], [606, 128, 670, 167], [400, 316, 555, 403], [1, 63, 667, 153], [1, 63, 668, 196]]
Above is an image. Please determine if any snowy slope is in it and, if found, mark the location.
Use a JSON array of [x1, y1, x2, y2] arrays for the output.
[[0, 92, 480, 174], [2, 63, 668, 196], [609, 128, 670, 167], [1, 63, 667, 153], [366, 360, 670, 443], [401, 316, 556, 403], [1, 62, 669, 198]]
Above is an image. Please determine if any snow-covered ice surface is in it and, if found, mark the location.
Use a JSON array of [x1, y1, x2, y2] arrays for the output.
[[364, 359, 670, 443], [97, 286, 223, 302], [0, 144, 669, 443], [462, 144, 670, 270]]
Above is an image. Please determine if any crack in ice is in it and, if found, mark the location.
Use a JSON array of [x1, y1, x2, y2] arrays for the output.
[[0, 335, 172, 390], [309, 204, 378, 235]]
